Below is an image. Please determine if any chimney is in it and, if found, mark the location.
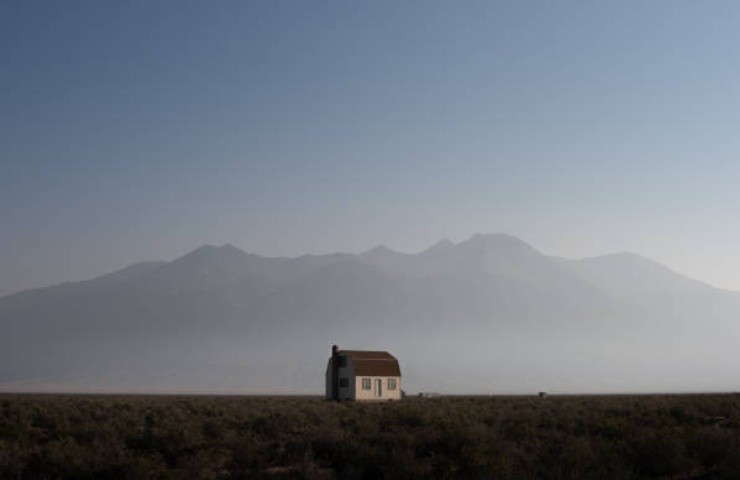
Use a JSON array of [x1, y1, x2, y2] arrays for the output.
[[331, 344, 339, 401]]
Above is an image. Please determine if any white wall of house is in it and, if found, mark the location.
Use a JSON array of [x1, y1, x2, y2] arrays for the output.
[[354, 375, 401, 401]]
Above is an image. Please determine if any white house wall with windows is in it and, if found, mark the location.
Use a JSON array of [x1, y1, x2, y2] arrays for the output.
[[325, 345, 402, 401]]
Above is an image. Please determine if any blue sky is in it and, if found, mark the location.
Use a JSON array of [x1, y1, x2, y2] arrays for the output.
[[2, 0, 740, 295]]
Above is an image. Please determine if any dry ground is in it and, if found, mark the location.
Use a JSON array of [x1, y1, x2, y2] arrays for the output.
[[1, 393, 740, 479]]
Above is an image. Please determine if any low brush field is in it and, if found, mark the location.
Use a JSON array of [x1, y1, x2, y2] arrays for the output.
[[1, 393, 740, 479]]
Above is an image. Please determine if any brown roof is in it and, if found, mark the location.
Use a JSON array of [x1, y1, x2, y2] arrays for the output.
[[339, 350, 401, 377]]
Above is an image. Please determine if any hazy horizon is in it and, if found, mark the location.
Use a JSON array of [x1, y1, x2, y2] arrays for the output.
[[3, 231, 739, 395], [2, 232, 733, 299]]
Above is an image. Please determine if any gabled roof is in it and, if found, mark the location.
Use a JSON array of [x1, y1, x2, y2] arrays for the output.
[[338, 350, 401, 377]]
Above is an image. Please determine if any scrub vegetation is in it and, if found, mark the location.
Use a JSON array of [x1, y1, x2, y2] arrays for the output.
[[1, 393, 740, 479]]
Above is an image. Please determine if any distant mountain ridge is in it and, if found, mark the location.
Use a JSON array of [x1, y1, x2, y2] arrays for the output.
[[1, 234, 739, 394]]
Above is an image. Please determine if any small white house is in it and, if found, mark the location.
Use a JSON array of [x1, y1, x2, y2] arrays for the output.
[[325, 345, 402, 401]]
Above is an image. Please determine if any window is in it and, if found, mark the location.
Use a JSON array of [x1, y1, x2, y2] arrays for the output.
[[338, 356, 347, 368], [362, 378, 371, 390], [387, 378, 397, 390], [339, 377, 349, 388]]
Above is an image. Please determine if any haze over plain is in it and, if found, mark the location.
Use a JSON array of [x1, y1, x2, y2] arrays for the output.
[[1, 234, 739, 394]]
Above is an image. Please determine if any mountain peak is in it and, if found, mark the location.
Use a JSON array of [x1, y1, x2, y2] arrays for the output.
[[578, 251, 685, 280], [165, 243, 253, 275], [181, 243, 248, 260], [219, 243, 245, 254], [361, 245, 398, 257], [191, 243, 243, 252], [460, 233, 535, 251]]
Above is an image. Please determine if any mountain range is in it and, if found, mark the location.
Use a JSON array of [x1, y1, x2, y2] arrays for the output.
[[1, 233, 738, 394]]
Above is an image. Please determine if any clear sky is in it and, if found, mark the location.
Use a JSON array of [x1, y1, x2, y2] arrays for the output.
[[2, 0, 740, 296]]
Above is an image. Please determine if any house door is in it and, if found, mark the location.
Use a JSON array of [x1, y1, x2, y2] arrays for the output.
[[374, 379, 382, 397]]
